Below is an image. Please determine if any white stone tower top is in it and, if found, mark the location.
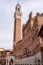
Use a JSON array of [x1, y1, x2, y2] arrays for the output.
[[14, 3, 22, 19]]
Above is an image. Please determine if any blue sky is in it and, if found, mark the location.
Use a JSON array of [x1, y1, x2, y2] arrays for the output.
[[0, 0, 43, 49]]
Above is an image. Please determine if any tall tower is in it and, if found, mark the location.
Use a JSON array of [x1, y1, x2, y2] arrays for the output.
[[13, 4, 22, 47]]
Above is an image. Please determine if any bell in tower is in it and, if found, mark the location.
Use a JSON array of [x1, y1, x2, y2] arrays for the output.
[[13, 3, 22, 47]]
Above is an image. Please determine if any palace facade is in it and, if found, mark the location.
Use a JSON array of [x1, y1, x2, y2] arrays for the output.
[[6, 4, 43, 65], [13, 4, 43, 65]]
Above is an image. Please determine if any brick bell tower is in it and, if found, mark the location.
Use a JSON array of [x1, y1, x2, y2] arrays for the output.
[[13, 4, 22, 47]]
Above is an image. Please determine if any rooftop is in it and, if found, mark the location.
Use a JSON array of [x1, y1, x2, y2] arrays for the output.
[[0, 48, 5, 51]]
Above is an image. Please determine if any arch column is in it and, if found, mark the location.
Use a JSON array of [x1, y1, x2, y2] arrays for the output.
[[6, 55, 15, 65]]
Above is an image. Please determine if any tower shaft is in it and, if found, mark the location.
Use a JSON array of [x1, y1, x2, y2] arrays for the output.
[[13, 4, 22, 47]]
